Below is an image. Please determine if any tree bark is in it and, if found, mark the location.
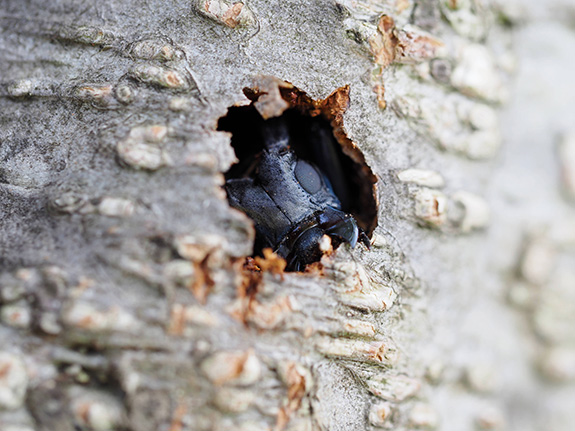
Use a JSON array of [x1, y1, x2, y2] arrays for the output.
[[1, 0, 575, 430]]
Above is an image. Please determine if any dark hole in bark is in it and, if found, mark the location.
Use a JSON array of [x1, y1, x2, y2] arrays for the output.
[[218, 95, 377, 271], [220, 107, 364, 212]]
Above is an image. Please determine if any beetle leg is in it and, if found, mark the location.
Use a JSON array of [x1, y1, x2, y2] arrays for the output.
[[359, 230, 371, 249]]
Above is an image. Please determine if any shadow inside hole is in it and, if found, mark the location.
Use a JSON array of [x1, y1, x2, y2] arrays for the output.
[[219, 107, 367, 216], [218, 105, 375, 270]]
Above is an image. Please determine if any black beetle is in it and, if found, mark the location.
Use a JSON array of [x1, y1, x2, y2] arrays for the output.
[[224, 114, 370, 271]]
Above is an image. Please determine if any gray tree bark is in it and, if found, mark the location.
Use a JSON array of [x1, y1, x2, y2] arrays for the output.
[[1, 0, 574, 431]]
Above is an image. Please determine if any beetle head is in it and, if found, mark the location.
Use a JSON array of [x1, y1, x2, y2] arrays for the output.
[[285, 226, 325, 272], [280, 210, 367, 271]]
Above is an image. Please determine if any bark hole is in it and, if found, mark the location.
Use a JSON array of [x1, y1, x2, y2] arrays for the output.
[[218, 82, 377, 271]]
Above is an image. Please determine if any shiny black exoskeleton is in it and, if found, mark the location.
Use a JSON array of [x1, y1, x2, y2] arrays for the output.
[[225, 116, 369, 271]]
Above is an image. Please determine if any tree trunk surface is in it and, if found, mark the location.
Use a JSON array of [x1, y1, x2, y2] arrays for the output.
[[1, 0, 574, 430]]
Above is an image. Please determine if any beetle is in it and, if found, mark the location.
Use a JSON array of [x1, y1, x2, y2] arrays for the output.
[[225, 115, 370, 271]]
